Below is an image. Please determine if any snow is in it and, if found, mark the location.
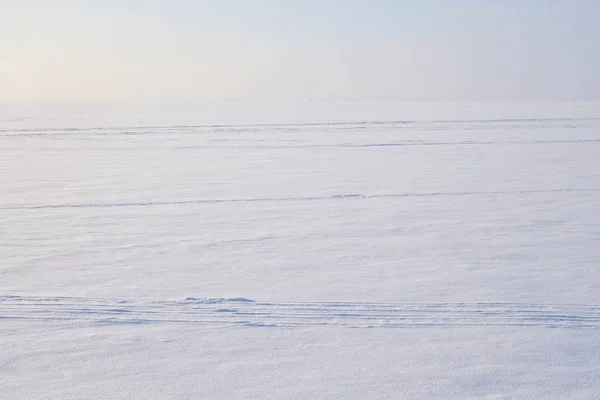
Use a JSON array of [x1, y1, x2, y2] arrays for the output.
[[2, 101, 600, 398]]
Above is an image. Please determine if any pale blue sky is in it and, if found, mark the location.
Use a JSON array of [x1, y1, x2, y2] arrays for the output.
[[1, 0, 599, 102]]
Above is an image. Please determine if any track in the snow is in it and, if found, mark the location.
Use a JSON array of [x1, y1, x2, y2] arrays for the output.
[[2, 295, 600, 329]]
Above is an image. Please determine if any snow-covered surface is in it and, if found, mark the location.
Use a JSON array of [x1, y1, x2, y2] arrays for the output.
[[2, 102, 600, 398]]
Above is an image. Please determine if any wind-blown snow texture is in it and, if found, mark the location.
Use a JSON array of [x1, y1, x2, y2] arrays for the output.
[[2, 102, 600, 399]]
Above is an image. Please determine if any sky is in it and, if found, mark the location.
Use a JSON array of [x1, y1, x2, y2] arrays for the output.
[[1, 0, 599, 102]]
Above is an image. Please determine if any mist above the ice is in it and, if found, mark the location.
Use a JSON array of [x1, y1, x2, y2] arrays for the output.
[[1, 1, 599, 103]]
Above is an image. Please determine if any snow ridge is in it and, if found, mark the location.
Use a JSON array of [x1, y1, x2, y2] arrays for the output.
[[2, 295, 600, 329], [2, 116, 599, 136], [2, 188, 599, 211]]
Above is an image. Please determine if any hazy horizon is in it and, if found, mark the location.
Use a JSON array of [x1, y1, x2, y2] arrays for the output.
[[2, 0, 599, 103]]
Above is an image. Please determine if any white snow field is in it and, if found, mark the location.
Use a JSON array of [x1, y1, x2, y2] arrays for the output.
[[2, 102, 600, 399]]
